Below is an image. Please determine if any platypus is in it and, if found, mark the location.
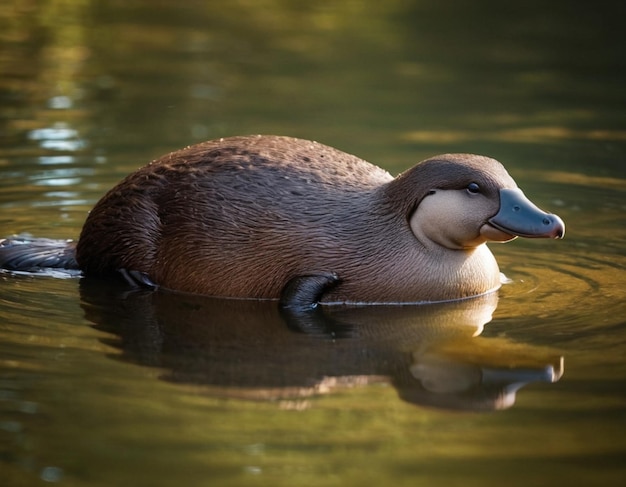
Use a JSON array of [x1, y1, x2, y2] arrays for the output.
[[0, 135, 565, 307]]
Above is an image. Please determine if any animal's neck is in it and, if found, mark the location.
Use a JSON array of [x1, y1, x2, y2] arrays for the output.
[[416, 244, 502, 301], [324, 243, 501, 304]]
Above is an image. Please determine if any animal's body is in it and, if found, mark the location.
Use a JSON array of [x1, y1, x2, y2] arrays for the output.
[[0, 135, 565, 306]]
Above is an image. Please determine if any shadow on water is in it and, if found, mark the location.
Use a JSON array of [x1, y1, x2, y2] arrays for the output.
[[79, 277, 563, 412]]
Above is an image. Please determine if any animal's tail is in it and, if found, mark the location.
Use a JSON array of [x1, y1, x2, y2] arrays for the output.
[[0, 235, 79, 273]]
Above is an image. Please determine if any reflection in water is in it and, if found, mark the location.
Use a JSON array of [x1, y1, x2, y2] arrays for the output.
[[28, 122, 88, 152], [80, 279, 563, 412], [402, 127, 626, 144]]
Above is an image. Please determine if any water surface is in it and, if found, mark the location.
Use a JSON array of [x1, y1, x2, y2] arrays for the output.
[[1, 1, 625, 486]]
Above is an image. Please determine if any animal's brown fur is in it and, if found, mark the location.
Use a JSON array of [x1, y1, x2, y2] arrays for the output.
[[75, 135, 523, 303]]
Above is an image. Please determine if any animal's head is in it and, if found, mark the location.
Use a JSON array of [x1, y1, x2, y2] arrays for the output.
[[388, 154, 565, 250]]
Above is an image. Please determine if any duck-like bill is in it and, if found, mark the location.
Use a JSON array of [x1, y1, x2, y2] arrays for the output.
[[489, 188, 565, 239]]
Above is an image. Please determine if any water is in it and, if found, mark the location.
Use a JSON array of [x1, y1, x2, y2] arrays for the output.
[[1, 1, 625, 486]]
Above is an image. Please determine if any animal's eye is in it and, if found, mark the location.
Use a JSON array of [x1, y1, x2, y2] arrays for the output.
[[467, 182, 480, 194]]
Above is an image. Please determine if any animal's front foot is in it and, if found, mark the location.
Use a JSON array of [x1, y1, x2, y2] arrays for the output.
[[279, 272, 341, 311], [279, 272, 353, 338]]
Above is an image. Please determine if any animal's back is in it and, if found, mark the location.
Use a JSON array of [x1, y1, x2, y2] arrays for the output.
[[76, 136, 394, 297]]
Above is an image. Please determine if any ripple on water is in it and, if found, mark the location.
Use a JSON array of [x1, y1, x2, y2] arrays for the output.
[[493, 239, 626, 349]]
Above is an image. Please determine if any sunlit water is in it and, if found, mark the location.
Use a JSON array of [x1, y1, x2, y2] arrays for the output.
[[1, 1, 625, 486]]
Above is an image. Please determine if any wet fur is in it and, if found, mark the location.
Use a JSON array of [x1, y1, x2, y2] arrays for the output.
[[2, 136, 518, 303]]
